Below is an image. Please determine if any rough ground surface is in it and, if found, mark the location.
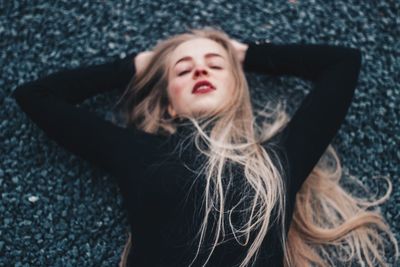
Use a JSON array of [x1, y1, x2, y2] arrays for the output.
[[1, 1, 399, 266]]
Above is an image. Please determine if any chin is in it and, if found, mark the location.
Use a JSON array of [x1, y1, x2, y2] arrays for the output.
[[190, 107, 219, 119]]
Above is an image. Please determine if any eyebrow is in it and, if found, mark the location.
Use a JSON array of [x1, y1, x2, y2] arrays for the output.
[[174, 53, 224, 67]]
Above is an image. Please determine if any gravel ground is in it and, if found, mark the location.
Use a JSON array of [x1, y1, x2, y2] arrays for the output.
[[1, 1, 399, 266]]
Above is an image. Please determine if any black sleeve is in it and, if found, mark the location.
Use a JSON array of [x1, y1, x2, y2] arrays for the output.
[[243, 42, 362, 194], [12, 52, 159, 188]]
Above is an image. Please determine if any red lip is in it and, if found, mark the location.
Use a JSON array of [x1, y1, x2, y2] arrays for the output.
[[192, 80, 216, 94]]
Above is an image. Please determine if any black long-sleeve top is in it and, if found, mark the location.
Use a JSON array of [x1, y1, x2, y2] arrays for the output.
[[12, 41, 362, 267]]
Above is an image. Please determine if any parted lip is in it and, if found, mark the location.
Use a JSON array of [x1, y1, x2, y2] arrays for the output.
[[192, 80, 215, 93]]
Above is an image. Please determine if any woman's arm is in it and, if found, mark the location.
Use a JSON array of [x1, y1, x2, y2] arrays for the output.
[[13, 52, 137, 104], [12, 52, 162, 190], [242, 41, 362, 194]]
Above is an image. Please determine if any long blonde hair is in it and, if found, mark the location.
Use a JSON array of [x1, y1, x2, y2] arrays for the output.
[[115, 27, 399, 267]]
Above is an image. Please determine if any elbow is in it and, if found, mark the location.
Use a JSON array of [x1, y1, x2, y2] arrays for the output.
[[12, 83, 31, 100], [354, 48, 362, 68], [339, 48, 362, 79], [12, 85, 26, 100], [12, 81, 41, 102], [347, 48, 362, 89], [11, 85, 29, 110], [350, 48, 362, 72]]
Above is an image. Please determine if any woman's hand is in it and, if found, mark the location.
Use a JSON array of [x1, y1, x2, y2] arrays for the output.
[[134, 51, 155, 75], [229, 39, 249, 64]]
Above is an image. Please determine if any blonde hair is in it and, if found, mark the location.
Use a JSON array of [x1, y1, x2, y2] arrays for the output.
[[115, 27, 399, 267]]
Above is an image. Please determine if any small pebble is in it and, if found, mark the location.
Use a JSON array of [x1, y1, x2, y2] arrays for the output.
[[28, 196, 39, 203]]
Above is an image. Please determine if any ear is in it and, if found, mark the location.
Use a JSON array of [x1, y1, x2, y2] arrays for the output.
[[168, 103, 177, 118]]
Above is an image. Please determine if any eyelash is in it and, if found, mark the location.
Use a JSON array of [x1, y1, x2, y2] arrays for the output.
[[178, 66, 222, 76]]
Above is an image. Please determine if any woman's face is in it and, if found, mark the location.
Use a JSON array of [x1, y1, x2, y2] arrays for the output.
[[167, 38, 235, 118]]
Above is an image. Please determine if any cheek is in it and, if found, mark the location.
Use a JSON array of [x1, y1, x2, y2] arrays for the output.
[[168, 80, 186, 103], [223, 74, 235, 92]]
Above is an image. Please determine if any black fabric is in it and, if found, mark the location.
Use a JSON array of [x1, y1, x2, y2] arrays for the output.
[[12, 41, 362, 267]]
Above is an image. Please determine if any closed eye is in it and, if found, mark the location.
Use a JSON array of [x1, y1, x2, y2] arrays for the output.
[[178, 66, 222, 76], [178, 70, 190, 76]]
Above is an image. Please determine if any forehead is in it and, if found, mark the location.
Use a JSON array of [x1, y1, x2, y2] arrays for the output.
[[169, 38, 227, 64]]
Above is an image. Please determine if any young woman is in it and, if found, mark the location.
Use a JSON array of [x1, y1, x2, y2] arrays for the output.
[[12, 27, 399, 267]]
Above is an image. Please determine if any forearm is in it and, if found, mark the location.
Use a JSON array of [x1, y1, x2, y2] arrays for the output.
[[242, 41, 360, 82], [12, 52, 137, 105]]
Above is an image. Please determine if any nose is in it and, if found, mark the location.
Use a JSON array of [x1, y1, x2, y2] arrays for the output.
[[194, 66, 208, 77]]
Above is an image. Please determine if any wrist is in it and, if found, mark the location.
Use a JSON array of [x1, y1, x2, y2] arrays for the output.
[[134, 51, 154, 75], [238, 44, 249, 64], [232, 41, 249, 64]]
